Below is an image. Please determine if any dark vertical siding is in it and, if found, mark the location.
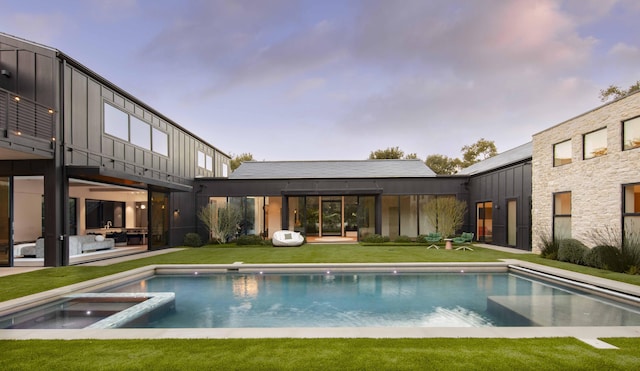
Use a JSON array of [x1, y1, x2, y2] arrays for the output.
[[87, 79, 101, 151], [467, 161, 532, 251], [71, 69, 88, 150], [35, 54, 54, 106]]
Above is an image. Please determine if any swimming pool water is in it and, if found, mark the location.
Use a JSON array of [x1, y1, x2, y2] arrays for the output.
[[105, 272, 640, 328]]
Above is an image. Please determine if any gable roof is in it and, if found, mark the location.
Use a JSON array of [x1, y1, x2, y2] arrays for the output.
[[230, 159, 436, 179], [457, 142, 532, 175]]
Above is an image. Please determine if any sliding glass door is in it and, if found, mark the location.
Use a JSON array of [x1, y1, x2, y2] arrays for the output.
[[321, 197, 342, 236], [476, 201, 493, 243]]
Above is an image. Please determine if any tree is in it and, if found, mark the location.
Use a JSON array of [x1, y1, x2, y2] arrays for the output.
[[198, 203, 242, 243], [369, 146, 418, 160], [230, 153, 254, 171], [423, 196, 467, 238], [599, 81, 640, 102], [425, 154, 461, 175], [460, 138, 497, 168]]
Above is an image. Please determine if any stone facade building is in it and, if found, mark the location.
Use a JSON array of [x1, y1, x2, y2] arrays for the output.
[[532, 91, 640, 252]]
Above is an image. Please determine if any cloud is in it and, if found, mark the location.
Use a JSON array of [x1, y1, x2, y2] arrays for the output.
[[0, 12, 68, 44], [351, 0, 595, 75]]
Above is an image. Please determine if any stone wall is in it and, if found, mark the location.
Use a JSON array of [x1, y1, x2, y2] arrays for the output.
[[532, 92, 640, 252]]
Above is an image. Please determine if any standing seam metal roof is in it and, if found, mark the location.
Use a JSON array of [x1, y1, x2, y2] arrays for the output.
[[229, 159, 437, 179], [457, 142, 532, 175]]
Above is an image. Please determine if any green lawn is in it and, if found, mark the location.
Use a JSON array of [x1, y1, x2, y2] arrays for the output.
[[2, 338, 640, 370], [2, 244, 640, 370]]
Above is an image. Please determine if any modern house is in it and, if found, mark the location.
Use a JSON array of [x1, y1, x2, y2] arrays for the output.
[[195, 146, 533, 250], [3, 31, 637, 267], [0, 32, 229, 267], [531, 90, 640, 252]]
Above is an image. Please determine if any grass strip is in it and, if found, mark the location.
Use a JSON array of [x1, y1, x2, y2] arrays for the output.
[[2, 338, 639, 370]]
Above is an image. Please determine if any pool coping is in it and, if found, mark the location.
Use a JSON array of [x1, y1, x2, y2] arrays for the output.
[[2, 260, 640, 341]]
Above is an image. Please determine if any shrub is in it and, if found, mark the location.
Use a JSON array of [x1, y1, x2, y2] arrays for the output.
[[557, 239, 589, 265], [235, 234, 266, 246], [416, 235, 428, 244], [538, 231, 560, 260], [584, 245, 624, 272], [183, 233, 203, 247], [361, 234, 390, 243], [394, 235, 412, 243]]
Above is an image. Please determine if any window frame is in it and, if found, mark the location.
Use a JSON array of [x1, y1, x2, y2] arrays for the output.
[[583, 127, 608, 160], [623, 116, 640, 151], [152, 127, 169, 156], [623, 183, 640, 216], [103, 101, 169, 157], [622, 183, 640, 246], [553, 140, 572, 167], [103, 102, 130, 141], [129, 115, 151, 150], [553, 191, 572, 240]]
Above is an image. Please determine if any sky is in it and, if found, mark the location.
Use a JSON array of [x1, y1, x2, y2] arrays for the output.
[[1, 0, 639, 161]]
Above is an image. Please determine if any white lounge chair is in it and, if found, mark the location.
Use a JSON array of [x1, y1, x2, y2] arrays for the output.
[[272, 230, 305, 247]]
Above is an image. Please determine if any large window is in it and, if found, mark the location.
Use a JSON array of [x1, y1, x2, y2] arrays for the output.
[[85, 199, 125, 229], [584, 128, 607, 159], [198, 151, 206, 168], [130, 116, 151, 150], [418, 195, 436, 234], [623, 116, 640, 151], [197, 150, 214, 171], [104, 103, 129, 140], [553, 140, 572, 166], [623, 184, 640, 240], [553, 192, 571, 240], [399, 195, 418, 237], [152, 128, 168, 156], [104, 102, 168, 156], [381, 196, 399, 240]]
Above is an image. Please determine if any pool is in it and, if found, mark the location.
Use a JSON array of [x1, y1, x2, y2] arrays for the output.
[[102, 270, 640, 328], [1, 262, 640, 340]]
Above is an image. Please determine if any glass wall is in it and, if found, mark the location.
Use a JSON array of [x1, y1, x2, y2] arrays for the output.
[[321, 196, 342, 236], [418, 195, 436, 235], [357, 196, 376, 238], [229, 196, 264, 236], [206, 193, 458, 241], [304, 197, 319, 236], [0, 177, 9, 266], [399, 195, 418, 237], [344, 196, 358, 235], [381, 196, 399, 240], [288, 196, 303, 233]]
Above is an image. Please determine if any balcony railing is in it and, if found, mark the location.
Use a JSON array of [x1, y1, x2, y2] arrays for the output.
[[0, 88, 55, 142]]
